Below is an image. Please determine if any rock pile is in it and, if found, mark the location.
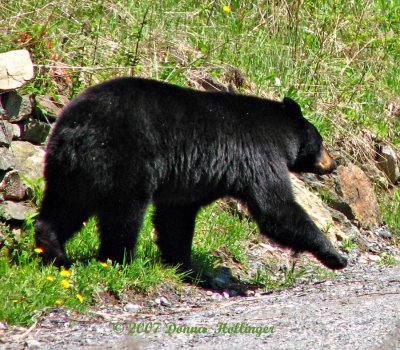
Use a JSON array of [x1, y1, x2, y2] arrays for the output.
[[0, 50, 68, 221]]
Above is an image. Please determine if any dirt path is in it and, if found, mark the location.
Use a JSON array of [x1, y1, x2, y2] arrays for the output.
[[3, 263, 399, 350]]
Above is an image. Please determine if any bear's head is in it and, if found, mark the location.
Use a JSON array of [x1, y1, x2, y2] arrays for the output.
[[283, 97, 337, 175]]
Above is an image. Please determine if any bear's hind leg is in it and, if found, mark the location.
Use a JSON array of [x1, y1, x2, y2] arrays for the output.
[[97, 199, 147, 265], [153, 204, 199, 272]]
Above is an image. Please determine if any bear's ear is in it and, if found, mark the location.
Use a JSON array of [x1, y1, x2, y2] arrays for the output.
[[282, 97, 303, 118]]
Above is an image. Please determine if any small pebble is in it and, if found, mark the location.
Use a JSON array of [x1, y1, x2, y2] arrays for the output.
[[211, 293, 222, 300], [124, 303, 140, 312], [159, 296, 171, 307], [25, 338, 41, 349]]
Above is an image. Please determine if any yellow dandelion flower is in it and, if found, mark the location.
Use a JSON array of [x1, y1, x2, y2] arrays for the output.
[[223, 5, 231, 13], [46, 276, 55, 282], [55, 299, 63, 306], [34, 247, 44, 254], [76, 294, 84, 303], [60, 279, 70, 288], [100, 262, 108, 267], [12, 299, 19, 304], [60, 269, 71, 277]]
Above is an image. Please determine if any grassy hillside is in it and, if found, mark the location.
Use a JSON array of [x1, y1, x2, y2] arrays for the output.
[[0, 0, 399, 325], [1, 1, 399, 144]]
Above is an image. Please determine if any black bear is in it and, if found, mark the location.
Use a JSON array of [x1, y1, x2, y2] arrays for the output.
[[35, 77, 347, 272]]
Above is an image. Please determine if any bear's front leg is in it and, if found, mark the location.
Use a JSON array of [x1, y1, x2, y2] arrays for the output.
[[245, 195, 347, 270]]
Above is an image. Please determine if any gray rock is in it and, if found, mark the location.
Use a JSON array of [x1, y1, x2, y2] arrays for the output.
[[362, 163, 389, 189], [329, 208, 360, 238], [0, 49, 34, 91], [0, 146, 15, 171], [124, 303, 141, 312], [0, 170, 27, 200], [0, 120, 14, 146], [10, 141, 45, 180], [56, 95, 70, 108], [35, 95, 63, 120], [291, 174, 347, 242], [211, 266, 234, 289], [0, 92, 33, 122], [9, 122, 21, 139], [1, 201, 35, 221], [374, 226, 392, 239], [24, 338, 41, 349], [159, 296, 171, 307], [211, 292, 223, 300], [328, 199, 354, 221], [21, 118, 51, 144], [376, 144, 399, 184], [154, 297, 170, 307]]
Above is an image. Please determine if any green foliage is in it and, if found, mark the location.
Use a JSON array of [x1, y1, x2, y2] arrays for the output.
[[380, 252, 399, 266], [0, 196, 259, 325], [251, 260, 337, 290], [380, 189, 400, 238], [23, 177, 45, 207], [340, 237, 357, 253], [0, 208, 180, 326], [193, 202, 257, 271], [1, 0, 398, 144]]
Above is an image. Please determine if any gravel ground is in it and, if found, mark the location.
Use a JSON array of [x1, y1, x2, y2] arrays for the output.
[[2, 261, 399, 350]]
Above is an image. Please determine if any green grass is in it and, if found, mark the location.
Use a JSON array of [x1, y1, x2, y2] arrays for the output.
[[1, 0, 398, 144], [0, 210, 176, 325], [0, 198, 330, 326], [250, 260, 337, 291], [0, 201, 261, 326], [340, 237, 357, 253], [380, 188, 400, 238]]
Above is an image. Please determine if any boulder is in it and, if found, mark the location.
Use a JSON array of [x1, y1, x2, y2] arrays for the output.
[[362, 163, 389, 189], [0, 146, 15, 171], [9, 122, 21, 139], [9, 141, 45, 180], [0, 49, 34, 91], [21, 119, 51, 144], [0, 92, 33, 122], [34, 95, 63, 120], [1, 201, 35, 221], [376, 144, 399, 184], [335, 163, 379, 227], [0, 170, 27, 200], [290, 174, 348, 242], [0, 121, 14, 146]]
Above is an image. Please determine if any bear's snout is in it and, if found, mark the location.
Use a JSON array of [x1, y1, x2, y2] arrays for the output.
[[314, 146, 337, 174]]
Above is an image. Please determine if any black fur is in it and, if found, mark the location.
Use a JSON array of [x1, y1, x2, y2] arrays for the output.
[[35, 77, 347, 271]]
